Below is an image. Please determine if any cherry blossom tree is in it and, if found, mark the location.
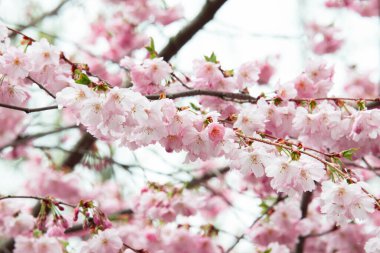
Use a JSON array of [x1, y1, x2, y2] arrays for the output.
[[0, 0, 379, 253]]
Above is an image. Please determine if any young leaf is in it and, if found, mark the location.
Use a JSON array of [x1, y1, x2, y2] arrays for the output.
[[74, 69, 91, 85], [204, 52, 218, 63], [357, 100, 366, 110], [145, 38, 157, 59], [290, 150, 301, 161], [309, 100, 317, 111], [341, 148, 358, 161]]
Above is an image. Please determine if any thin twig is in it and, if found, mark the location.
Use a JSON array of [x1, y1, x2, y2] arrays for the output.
[[0, 103, 58, 113], [225, 195, 286, 253], [0, 195, 75, 208]]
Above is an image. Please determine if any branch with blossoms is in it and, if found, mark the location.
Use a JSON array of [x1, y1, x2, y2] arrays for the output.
[[1, 1, 380, 252]]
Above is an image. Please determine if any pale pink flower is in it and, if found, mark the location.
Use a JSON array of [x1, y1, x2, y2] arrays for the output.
[[321, 181, 375, 226], [264, 156, 299, 193], [292, 159, 325, 192], [294, 74, 316, 98], [80, 97, 105, 128], [276, 82, 297, 100], [267, 242, 290, 253], [0, 47, 31, 79], [234, 98, 268, 135], [14, 236, 36, 253], [119, 56, 136, 69], [350, 0, 379, 17], [86, 229, 123, 253], [193, 59, 223, 84], [236, 61, 259, 87], [325, 0, 353, 8], [56, 85, 96, 110], [207, 122, 225, 143], [142, 57, 172, 84], [27, 38, 60, 71], [234, 146, 267, 177], [365, 235, 380, 253], [305, 60, 334, 82], [155, 5, 183, 25], [34, 236, 63, 253], [5, 213, 35, 236], [0, 79, 30, 105], [344, 72, 377, 98], [257, 59, 276, 85], [351, 110, 380, 142]]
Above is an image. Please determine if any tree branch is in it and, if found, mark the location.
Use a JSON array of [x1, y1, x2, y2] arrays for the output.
[[295, 191, 313, 253], [0, 103, 58, 113], [8, 0, 70, 37], [186, 166, 229, 189], [147, 89, 258, 103], [0, 125, 78, 151], [158, 0, 228, 61], [225, 195, 286, 253]]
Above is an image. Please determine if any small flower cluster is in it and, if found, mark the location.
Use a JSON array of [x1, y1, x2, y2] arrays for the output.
[[325, 0, 379, 17], [306, 22, 344, 55], [89, 0, 182, 61]]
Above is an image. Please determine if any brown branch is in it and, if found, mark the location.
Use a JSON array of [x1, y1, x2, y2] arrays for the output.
[[64, 209, 133, 234], [158, 0, 228, 61], [295, 191, 313, 253], [8, 0, 70, 37], [0, 103, 58, 113], [304, 225, 338, 238], [225, 195, 286, 253], [0, 125, 78, 151], [186, 167, 230, 189], [123, 243, 148, 253], [367, 101, 380, 109], [0, 195, 75, 208], [27, 76, 56, 99], [147, 89, 258, 103]]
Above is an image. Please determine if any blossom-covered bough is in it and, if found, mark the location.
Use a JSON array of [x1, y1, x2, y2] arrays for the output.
[[0, 0, 379, 252]]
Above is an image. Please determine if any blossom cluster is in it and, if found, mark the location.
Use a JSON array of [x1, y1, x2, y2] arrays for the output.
[[325, 0, 380, 17], [89, 0, 182, 61], [0, 0, 379, 251]]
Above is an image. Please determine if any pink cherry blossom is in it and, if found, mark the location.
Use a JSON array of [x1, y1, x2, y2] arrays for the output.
[[365, 235, 380, 253], [236, 61, 260, 87], [0, 47, 31, 79], [207, 122, 225, 143], [85, 229, 123, 253], [321, 181, 375, 226], [27, 38, 60, 71]]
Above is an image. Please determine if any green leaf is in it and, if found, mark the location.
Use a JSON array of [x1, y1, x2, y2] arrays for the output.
[[275, 146, 283, 154], [33, 229, 42, 238], [290, 151, 301, 161], [145, 38, 157, 59], [38, 31, 55, 44], [309, 100, 317, 111], [74, 69, 91, 85], [259, 200, 270, 214], [341, 148, 358, 161], [273, 97, 283, 106], [357, 100, 366, 110], [190, 102, 201, 111], [224, 69, 234, 77], [263, 249, 272, 253], [204, 52, 218, 63]]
